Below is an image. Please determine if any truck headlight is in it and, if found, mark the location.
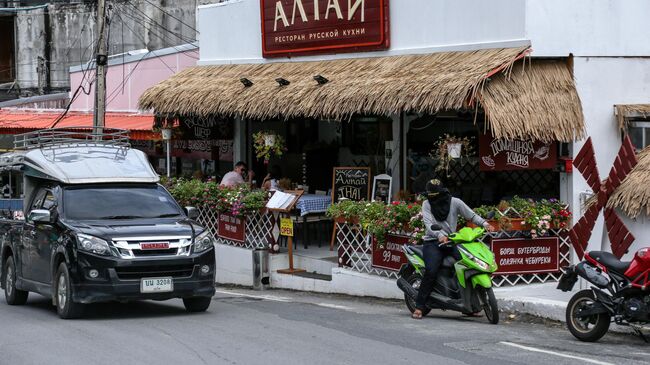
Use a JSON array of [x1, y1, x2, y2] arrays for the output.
[[193, 230, 215, 253], [76, 233, 112, 256]]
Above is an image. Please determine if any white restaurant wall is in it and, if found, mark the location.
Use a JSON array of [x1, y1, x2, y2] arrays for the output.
[[570, 57, 650, 260], [197, 0, 528, 65]]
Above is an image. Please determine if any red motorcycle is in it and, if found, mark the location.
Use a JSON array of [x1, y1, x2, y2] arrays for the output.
[[558, 248, 650, 342]]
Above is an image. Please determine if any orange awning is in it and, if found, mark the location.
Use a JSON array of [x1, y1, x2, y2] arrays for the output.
[[0, 110, 158, 140]]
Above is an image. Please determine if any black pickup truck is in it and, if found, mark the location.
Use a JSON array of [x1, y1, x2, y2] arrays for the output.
[[0, 129, 216, 318]]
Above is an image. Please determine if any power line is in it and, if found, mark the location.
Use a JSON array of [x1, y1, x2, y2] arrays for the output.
[[140, 0, 199, 34]]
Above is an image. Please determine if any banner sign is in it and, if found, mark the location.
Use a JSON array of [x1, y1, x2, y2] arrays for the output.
[[217, 213, 246, 242], [492, 237, 559, 275], [260, 0, 390, 58], [332, 167, 370, 203], [479, 134, 557, 171], [371, 234, 409, 271]]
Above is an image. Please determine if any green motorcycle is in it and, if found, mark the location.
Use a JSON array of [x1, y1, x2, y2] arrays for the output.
[[396, 226, 500, 324]]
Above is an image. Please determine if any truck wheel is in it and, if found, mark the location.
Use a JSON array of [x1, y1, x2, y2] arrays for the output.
[[4, 256, 28, 305], [183, 297, 211, 312], [405, 273, 431, 317], [566, 290, 610, 342], [55, 263, 84, 319]]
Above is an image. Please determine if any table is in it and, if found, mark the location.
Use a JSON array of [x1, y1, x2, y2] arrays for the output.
[[295, 194, 331, 216]]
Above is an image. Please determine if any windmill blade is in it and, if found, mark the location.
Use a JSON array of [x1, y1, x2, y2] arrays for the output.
[[605, 136, 638, 193], [569, 203, 602, 259], [573, 138, 601, 193], [604, 208, 635, 258]]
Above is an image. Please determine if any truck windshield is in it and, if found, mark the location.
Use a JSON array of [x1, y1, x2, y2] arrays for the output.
[[63, 185, 183, 221]]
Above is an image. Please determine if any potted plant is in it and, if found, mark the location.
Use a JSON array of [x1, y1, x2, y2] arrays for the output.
[[253, 131, 286, 165], [430, 134, 474, 176]]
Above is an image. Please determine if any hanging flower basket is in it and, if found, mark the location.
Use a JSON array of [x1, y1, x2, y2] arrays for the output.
[[253, 131, 286, 165], [447, 142, 462, 159]]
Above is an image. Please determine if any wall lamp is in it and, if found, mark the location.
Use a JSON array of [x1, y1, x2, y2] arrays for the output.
[[313, 75, 329, 85], [275, 78, 290, 86], [240, 78, 253, 87]]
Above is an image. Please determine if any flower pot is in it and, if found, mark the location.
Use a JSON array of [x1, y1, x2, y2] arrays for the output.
[[334, 216, 360, 224], [263, 134, 276, 147], [447, 143, 462, 159]]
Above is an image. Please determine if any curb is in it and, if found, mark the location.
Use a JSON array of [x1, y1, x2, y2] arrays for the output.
[[497, 296, 633, 334]]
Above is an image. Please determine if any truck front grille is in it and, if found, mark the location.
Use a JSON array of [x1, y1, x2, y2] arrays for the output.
[[115, 264, 195, 280]]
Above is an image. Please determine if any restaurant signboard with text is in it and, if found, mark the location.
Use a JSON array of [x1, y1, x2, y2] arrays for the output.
[[260, 0, 390, 58], [479, 134, 557, 171]]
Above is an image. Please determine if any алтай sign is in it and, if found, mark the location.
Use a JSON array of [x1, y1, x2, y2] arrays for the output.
[[260, 0, 390, 58]]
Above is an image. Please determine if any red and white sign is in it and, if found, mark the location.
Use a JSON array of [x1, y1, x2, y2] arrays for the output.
[[260, 0, 390, 58], [217, 213, 246, 243], [479, 134, 557, 171], [140, 242, 170, 250], [492, 237, 559, 275], [371, 234, 409, 271]]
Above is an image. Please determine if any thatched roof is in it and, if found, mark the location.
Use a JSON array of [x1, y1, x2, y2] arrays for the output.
[[608, 147, 650, 217], [615, 104, 650, 132], [140, 47, 527, 119], [139, 47, 585, 142], [479, 60, 585, 142]]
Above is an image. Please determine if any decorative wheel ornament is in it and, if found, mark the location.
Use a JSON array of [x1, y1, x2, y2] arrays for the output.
[[570, 136, 638, 259]]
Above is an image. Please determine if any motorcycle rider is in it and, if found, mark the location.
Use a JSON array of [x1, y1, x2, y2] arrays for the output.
[[412, 179, 494, 319]]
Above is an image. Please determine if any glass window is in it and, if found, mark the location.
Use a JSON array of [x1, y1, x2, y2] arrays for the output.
[[42, 191, 56, 210], [628, 120, 650, 151], [63, 185, 182, 221]]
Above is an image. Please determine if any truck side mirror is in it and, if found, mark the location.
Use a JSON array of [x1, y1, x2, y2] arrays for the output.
[[29, 209, 51, 224], [184, 206, 199, 220]]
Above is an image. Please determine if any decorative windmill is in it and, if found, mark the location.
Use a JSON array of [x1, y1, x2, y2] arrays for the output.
[[570, 136, 638, 259]]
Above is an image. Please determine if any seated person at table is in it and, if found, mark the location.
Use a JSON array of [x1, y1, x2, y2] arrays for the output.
[[220, 161, 255, 187], [262, 166, 282, 191]]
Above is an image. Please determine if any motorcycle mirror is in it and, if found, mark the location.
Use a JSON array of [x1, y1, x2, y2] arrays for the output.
[[430, 223, 442, 231], [486, 211, 496, 220]]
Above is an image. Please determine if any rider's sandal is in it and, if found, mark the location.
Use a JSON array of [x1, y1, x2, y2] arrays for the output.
[[462, 312, 483, 317], [412, 310, 423, 319]]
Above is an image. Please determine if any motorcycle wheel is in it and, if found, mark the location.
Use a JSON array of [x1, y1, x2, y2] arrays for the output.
[[405, 273, 431, 317], [477, 287, 499, 324], [566, 289, 610, 342]]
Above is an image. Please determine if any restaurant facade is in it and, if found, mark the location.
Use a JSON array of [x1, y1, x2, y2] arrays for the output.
[[138, 0, 650, 293]]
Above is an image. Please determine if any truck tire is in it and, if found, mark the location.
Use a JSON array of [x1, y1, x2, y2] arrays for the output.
[[4, 256, 28, 305], [183, 297, 211, 312], [55, 263, 84, 319]]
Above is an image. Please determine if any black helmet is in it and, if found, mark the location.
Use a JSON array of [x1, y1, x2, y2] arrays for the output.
[[426, 178, 445, 196]]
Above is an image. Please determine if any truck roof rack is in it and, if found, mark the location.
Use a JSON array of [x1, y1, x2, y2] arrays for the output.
[[14, 127, 131, 150]]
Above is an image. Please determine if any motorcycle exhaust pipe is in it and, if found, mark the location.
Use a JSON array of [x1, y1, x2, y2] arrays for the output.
[[397, 277, 417, 299]]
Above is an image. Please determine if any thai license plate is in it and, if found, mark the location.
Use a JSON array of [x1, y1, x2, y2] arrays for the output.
[[140, 277, 173, 293]]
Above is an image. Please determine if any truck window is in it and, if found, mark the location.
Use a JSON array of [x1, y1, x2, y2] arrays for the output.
[[63, 185, 183, 221], [30, 189, 47, 212], [42, 191, 56, 210]]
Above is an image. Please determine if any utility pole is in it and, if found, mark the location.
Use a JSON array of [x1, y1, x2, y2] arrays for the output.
[[93, 0, 108, 137]]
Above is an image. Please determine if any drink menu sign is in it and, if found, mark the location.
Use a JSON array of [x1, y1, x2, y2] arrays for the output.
[[371, 234, 409, 271], [492, 237, 559, 275], [479, 134, 557, 171], [218, 213, 246, 243], [260, 0, 390, 58]]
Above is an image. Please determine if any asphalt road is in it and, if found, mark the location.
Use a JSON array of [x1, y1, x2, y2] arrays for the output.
[[0, 287, 647, 365]]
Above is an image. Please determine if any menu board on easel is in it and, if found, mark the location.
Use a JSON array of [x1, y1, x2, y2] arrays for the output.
[[371, 174, 392, 204], [331, 167, 371, 203]]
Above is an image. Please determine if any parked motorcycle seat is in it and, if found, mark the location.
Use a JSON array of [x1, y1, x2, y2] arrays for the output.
[[588, 251, 631, 273]]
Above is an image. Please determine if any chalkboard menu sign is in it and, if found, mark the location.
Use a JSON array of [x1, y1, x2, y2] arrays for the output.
[[332, 167, 371, 203]]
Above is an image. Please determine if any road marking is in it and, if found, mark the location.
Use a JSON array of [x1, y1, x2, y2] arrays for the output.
[[499, 342, 614, 365], [214, 289, 355, 311], [214, 289, 291, 302], [315, 303, 354, 311]]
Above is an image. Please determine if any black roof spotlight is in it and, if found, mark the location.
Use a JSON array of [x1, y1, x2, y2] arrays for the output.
[[240, 77, 253, 87], [313, 74, 329, 85], [275, 77, 290, 86]]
